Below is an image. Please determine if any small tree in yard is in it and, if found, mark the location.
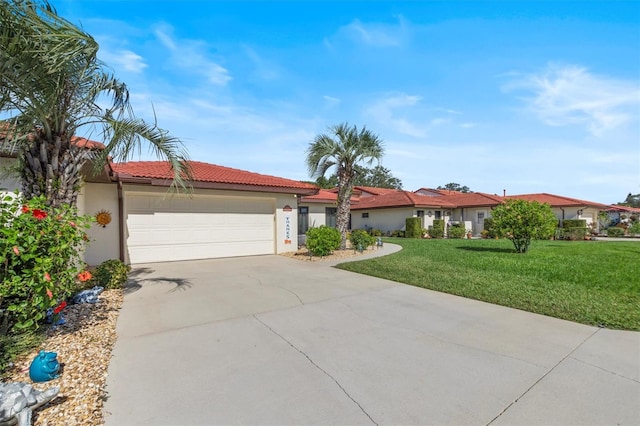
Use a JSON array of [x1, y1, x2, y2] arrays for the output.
[[491, 199, 557, 253]]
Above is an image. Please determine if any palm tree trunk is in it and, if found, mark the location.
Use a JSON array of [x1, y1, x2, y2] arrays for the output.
[[20, 132, 89, 207], [336, 172, 353, 249]]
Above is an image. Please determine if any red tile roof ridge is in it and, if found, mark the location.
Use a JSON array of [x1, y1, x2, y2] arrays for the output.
[[113, 160, 318, 190], [505, 192, 609, 207]]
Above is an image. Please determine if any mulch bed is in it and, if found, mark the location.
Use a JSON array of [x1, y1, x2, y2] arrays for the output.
[[5, 289, 123, 425]]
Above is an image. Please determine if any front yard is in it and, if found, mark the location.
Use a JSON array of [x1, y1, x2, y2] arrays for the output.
[[337, 238, 640, 331]]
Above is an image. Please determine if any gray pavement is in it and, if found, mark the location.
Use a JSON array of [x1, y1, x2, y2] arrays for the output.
[[103, 245, 640, 425]]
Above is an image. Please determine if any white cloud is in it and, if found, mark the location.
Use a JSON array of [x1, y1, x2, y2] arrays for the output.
[[323, 95, 341, 107], [364, 94, 427, 138], [154, 24, 231, 86], [338, 15, 410, 47], [242, 45, 279, 80], [99, 49, 147, 73], [504, 64, 640, 135]]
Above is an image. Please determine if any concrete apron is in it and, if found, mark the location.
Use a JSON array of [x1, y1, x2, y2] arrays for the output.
[[103, 249, 640, 425]]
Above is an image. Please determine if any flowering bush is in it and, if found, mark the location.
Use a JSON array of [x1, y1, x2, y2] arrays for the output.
[[0, 193, 93, 331], [306, 226, 341, 257]]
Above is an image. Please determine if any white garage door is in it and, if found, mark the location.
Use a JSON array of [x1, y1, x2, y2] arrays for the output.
[[125, 193, 275, 263]]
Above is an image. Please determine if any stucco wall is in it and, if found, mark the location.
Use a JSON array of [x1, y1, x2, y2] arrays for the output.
[[306, 204, 329, 228], [351, 208, 417, 233], [0, 157, 20, 192], [80, 183, 120, 266]]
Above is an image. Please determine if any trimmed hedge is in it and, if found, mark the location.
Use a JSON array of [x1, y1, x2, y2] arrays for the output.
[[428, 219, 445, 239], [448, 223, 466, 239], [406, 217, 423, 239], [563, 219, 587, 229]]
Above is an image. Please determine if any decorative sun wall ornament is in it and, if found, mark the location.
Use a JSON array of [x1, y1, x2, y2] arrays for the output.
[[95, 209, 112, 227]]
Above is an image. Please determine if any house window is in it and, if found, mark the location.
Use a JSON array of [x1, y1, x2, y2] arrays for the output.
[[298, 206, 309, 234], [326, 207, 337, 228], [435, 211, 442, 220], [477, 212, 485, 221], [417, 210, 424, 217], [362, 212, 369, 218]]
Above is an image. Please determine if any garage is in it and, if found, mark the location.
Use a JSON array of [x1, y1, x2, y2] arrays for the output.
[[125, 193, 275, 263]]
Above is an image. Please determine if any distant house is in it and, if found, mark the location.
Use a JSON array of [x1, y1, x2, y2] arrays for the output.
[[300, 187, 611, 237]]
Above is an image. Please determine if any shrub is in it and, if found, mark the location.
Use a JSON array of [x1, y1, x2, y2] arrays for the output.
[[368, 228, 382, 237], [306, 226, 341, 256], [92, 259, 131, 289], [562, 219, 587, 229], [564, 227, 588, 241], [607, 227, 625, 237], [350, 230, 375, 251], [628, 222, 640, 235], [428, 220, 445, 238], [391, 230, 405, 237], [405, 217, 422, 239], [447, 223, 466, 239], [0, 193, 92, 331], [482, 218, 499, 239], [491, 199, 557, 253]]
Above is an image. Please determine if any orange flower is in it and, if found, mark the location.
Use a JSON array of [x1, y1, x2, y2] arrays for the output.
[[68, 221, 76, 227], [44, 272, 51, 282], [77, 271, 92, 282], [21, 205, 30, 213], [46, 289, 53, 299], [12, 246, 19, 256]]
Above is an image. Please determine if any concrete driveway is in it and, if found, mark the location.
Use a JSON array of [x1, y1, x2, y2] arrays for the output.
[[103, 246, 640, 425]]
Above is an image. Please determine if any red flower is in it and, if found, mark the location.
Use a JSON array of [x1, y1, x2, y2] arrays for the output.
[[44, 272, 51, 282], [12, 246, 19, 256], [21, 205, 30, 213], [68, 221, 76, 227], [31, 209, 47, 220], [53, 301, 67, 315], [46, 289, 53, 299], [77, 271, 92, 282]]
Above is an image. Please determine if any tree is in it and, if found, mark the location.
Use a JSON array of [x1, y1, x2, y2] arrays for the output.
[[353, 165, 402, 189], [0, 0, 190, 207], [437, 183, 470, 193], [306, 122, 384, 249], [491, 199, 557, 253], [618, 193, 640, 208], [313, 175, 339, 189]]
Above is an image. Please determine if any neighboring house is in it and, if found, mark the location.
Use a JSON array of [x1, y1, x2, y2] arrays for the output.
[[297, 189, 359, 245], [301, 186, 612, 236], [1, 147, 318, 264], [606, 205, 640, 226]]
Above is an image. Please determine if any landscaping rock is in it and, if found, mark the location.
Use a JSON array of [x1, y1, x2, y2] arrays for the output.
[[5, 290, 123, 425]]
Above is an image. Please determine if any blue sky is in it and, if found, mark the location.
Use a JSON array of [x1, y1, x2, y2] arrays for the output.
[[57, 1, 639, 204]]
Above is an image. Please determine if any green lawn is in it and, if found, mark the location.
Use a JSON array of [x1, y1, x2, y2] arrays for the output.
[[336, 238, 640, 331]]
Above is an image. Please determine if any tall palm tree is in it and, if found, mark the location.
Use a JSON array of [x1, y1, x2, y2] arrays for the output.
[[306, 122, 384, 249], [0, 0, 190, 207]]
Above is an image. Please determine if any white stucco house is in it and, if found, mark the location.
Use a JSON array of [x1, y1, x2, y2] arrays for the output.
[[300, 186, 610, 237], [1, 144, 318, 265]]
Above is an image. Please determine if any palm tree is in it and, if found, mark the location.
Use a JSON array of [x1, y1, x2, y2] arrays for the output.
[[0, 0, 190, 207], [306, 122, 384, 249]]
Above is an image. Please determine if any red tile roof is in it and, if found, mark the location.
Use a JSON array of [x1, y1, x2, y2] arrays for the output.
[[70, 136, 105, 150], [301, 189, 359, 204], [113, 161, 319, 193], [351, 190, 457, 210], [433, 191, 504, 207], [504, 193, 609, 208], [605, 205, 640, 213]]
